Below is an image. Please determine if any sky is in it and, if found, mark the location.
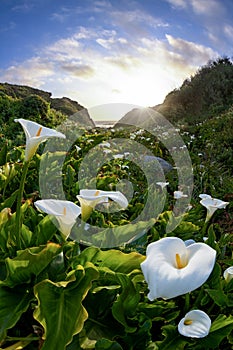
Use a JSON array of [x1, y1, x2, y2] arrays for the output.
[[0, 0, 233, 120]]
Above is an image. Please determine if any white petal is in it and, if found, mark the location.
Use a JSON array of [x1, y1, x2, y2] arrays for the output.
[[34, 199, 81, 238], [105, 191, 128, 208], [178, 310, 211, 338], [199, 194, 212, 199], [78, 190, 128, 209]]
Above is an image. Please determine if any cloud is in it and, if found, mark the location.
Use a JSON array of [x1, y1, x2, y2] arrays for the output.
[[165, 34, 217, 65], [61, 63, 95, 78], [224, 24, 233, 40], [0, 57, 54, 86], [190, 0, 224, 16], [165, 0, 187, 9], [0, 21, 16, 33], [11, 1, 35, 13]]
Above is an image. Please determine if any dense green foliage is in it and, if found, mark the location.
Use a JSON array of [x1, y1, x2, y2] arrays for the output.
[[156, 57, 233, 124]]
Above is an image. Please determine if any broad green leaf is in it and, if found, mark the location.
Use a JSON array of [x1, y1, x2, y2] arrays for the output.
[[138, 300, 178, 322], [95, 338, 123, 350], [3, 243, 62, 287], [112, 273, 140, 332], [33, 262, 99, 350], [35, 215, 57, 245], [0, 189, 18, 211], [206, 288, 229, 307], [206, 262, 221, 289], [155, 325, 188, 350], [0, 285, 33, 340], [73, 219, 156, 248], [74, 246, 145, 274], [196, 315, 233, 349]]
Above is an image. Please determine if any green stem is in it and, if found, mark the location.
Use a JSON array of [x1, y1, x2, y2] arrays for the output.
[[193, 286, 204, 308], [184, 292, 190, 313], [15, 161, 29, 249]]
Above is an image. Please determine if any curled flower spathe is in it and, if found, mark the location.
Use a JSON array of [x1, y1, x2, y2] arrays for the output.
[[15, 118, 66, 161], [199, 194, 229, 222], [178, 310, 211, 338], [223, 266, 233, 283], [140, 237, 216, 300], [34, 199, 81, 239], [77, 189, 128, 221]]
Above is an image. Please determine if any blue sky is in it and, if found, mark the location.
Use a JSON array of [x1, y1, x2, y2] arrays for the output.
[[0, 0, 233, 117]]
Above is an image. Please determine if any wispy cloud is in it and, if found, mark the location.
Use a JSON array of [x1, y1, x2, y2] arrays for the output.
[[11, 0, 35, 13], [1, 57, 54, 86], [61, 63, 95, 78], [0, 21, 16, 33], [165, 0, 187, 9]]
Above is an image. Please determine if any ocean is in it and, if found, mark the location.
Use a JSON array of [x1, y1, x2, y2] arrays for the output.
[[94, 120, 116, 128]]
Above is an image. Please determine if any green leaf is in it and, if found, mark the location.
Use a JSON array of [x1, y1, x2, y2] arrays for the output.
[[75, 246, 145, 274], [3, 243, 62, 287], [95, 338, 123, 350], [112, 273, 140, 332], [33, 262, 99, 350], [155, 325, 188, 350], [35, 215, 57, 245], [0, 285, 33, 341], [206, 288, 229, 307], [0, 189, 19, 211], [74, 219, 156, 248], [0, 143, 7, 166], [197, 314, 233, 349]]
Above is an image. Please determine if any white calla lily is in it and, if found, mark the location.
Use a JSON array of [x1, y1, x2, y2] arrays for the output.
[[15, 118, 66, 161], [178, 310, 211, 338], [200, 195, 229, 222], [223, 266, 233, 282], [141, 237, 216, 300], [156, 182, 169, 189], [77, 189, 128, 221], [34, 199, 81, 239], [174, 190, 188, 199]]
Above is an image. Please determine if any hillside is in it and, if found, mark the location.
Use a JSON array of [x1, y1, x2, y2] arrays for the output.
[[153, 56, 233, 125], [0, 82, 95, 127]]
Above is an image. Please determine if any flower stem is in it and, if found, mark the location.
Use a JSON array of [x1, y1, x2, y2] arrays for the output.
[[184, 293, 190, 313], [15, 161, 29, 248]]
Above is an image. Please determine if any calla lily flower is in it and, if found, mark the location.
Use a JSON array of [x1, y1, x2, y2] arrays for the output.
[[174, 190, 188, 199], [223, 266, 233, 282], [178, 310, 211, 338], [77, 189, 128, 221], [140, 237, 216, 300], [156, 182, 169, 189], [199, 195, 229, 222], [15, 118, 66, 161], [34, 199, 81, 239]]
